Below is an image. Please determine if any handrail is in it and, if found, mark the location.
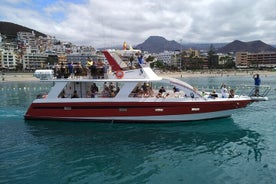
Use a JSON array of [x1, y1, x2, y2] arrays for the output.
[[188, 84, 271, 98], [248, 85, 271, 97]]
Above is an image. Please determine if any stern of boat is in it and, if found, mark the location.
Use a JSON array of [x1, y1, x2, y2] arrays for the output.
[[248, 85, 270, 101]]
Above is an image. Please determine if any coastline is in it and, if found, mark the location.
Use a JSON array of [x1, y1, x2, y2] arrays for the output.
[[1, 70, 276, 82], [156, 70, 276, 78], [1, 73, 39, 82]]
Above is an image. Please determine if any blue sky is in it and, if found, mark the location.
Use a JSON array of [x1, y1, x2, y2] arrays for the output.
[[1, 0, 276, 48]]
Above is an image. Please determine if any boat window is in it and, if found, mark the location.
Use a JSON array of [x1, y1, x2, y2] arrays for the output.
[[128, 82, 187, 98]]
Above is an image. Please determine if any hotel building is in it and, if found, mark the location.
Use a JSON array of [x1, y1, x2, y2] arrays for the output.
[[236, 52, 276, 68]]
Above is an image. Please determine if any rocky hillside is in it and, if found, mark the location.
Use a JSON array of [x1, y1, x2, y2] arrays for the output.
[[217, 40, 276, 53], [135, 36, 183, 53], [0, 21, 46, 39]]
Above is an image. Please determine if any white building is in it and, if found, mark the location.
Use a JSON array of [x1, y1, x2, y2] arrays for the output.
[[17, 31, 38, 53], [0, 50, 19, 70], [22, 53, 48, 70], [155, 51, 180, 64]]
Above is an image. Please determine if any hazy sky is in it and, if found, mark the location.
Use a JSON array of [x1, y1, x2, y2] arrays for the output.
[[1, 0, 276, 48]]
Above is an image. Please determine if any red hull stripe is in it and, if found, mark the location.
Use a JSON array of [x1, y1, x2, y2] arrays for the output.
[[33, 104, 194, 110], [26, 100, 253, 119]]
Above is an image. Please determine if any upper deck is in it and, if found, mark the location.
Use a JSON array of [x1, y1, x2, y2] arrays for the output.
[[36, 50, 162, 83]]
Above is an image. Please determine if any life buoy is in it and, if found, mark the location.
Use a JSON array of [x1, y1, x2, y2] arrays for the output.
[[116, 70, 124, 79]]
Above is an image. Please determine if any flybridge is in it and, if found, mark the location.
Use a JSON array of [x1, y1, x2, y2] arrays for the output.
[[39, 49, 162, 81]]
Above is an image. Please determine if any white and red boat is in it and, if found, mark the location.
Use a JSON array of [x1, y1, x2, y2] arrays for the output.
[[25, 49, 270, 122]]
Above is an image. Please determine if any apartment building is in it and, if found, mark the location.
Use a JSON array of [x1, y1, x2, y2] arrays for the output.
[[58, 54, 67, 64], [236, 52, 276, 68], [155, 51, 179, 65], [67, 53, 99, 65], [17, 31, 38, 53], [0, 50, 19, 70], [22, 53, 48, 70]]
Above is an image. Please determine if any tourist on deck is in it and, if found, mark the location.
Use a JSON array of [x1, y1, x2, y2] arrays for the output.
[[209, 90, 218, 99], [173, 86, 180, 93], [86, 57, 93, 78], [86, 57, 93, 68], [132, 86, 141, 97], [253, 73, 261, 96], [97, 59, 105, 79], [68, 62, 74, 78], [229, 89, 235, 98], [90, 83, 99, 98], [159, 86, 166, 94], [220, 83, 228, 98], [54, 63, 61, 78], [129, 55, 134, 69], [102, 86, 110, 97], [60, 62, 66, 78], [86, 90, 92, 98], [109, 82, 115, 92], [137, 52, 144, 66], [75, 62, 83, 78], [144, 87, 154, 97], [156, 86, 167, 98], [103, 82, 108, 89], [90, 62, 97, 79], [59, 90, 66, 98], [141, 82, 149, 91], [71, 90, 79, 98]]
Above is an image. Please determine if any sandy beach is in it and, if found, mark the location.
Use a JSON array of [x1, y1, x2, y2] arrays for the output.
[[1, 70, 276, 82], [1, 73, 39, 82]]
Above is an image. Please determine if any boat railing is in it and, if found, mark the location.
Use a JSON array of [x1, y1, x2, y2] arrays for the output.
[[247, 85, 271, 97], [194, 85, 270, 98]]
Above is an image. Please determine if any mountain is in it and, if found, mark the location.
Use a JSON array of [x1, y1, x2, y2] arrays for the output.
[[135, 36, 276, 54], [181, 43, 227, 51], [217, 40, 276, 53], [0, 21, 46, 39], [135, 36, 183, 53]]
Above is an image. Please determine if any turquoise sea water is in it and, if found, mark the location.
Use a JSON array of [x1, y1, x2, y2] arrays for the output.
[[0, 75, 276, 184]]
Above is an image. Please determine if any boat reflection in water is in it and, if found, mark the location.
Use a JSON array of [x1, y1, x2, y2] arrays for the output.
[[25, 117, 264, 163]]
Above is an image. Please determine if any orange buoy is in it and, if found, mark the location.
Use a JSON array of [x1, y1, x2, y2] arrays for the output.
[[116, 70, 124, 79]]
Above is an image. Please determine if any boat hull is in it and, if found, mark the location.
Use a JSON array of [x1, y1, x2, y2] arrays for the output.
[[24, 99, 253, 122]]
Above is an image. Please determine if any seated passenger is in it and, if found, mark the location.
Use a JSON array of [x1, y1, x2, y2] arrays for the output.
[[229, 89, 235, 98], [144, 87, 154, 97], [71, 90, 79, 98], [74, 62, 83, 78], [156, 86, 164, 98], [159, 86, 166, 94], [156, 92, 163, 98], [102, 86, 110, 97], [86, 90, 92, 98], [59, 90, 66, 98], [91, 83, 99, 98], [209, 90, 218, 99], [110, 91, 116, 97], [141, 82, 149, 91], [173, 86, 180, 93]]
